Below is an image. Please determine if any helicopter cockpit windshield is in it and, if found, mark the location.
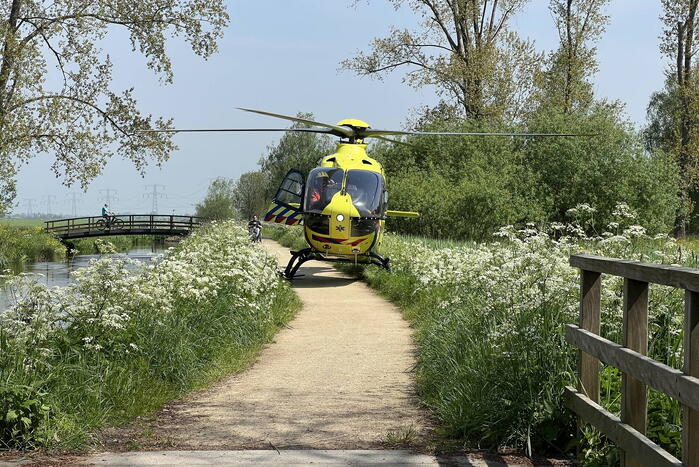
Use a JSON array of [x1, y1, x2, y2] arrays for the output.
[[304, 167, 344, 213], [345, 170, 384, 217]]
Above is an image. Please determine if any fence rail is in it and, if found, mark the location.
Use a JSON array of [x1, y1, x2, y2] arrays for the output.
[[567, 253, 699, 467], [45, 214, 205, 240]]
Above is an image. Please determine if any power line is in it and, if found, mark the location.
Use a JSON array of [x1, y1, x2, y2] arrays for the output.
[[99, 188, 118, 206], [66, 192, 82, 217], [22, 198, 36, 217], [42, 195, 56, 215], [144, 184, 166, 213]]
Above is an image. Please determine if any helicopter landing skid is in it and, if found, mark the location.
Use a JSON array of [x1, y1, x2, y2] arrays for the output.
[[282, 248, 391, 279], [283, 248, 316, 279], [367, 252, 391, 272]]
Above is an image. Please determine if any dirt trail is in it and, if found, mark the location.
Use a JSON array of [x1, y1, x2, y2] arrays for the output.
[[121, 239, 431, 450]]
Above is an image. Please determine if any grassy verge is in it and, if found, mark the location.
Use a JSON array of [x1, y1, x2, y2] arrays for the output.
[[0, 225, 65, 269], [267, 214, 686, 465], [0, 221, 300, 451]]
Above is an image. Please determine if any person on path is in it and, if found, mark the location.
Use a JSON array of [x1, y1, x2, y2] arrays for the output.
[[248, 215, 262, 242]]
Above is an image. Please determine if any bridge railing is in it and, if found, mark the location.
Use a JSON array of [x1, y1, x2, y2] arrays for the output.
[[45, 214, 205, 238], [566, 253, 699, 467]]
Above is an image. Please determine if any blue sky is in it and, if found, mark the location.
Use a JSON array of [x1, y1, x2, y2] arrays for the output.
[[13, 0, 667, 217]]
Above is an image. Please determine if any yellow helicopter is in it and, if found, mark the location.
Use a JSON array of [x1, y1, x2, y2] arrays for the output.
[[149, 107, 584, 278]]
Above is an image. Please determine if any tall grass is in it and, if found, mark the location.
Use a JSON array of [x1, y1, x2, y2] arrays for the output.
[[0, 221, 300, 450], [267, 207, 688, 464], [0, 225, 65, 269]]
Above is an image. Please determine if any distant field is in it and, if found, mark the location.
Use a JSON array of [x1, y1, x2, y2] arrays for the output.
[[0, 218, 46, 227]]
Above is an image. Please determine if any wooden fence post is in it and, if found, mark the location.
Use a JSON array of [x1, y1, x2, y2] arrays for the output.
[[580, 270, 602, 402], [685, 290, 699, 467], [621, 279, 649, 467]]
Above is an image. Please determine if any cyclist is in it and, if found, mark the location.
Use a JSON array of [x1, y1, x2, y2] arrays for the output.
[[101, 203, 115, 227]]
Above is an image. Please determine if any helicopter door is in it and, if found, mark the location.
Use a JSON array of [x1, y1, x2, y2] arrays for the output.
[[264, 169, 305, 226]]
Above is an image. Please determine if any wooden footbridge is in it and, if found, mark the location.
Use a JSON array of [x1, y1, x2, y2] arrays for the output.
[[45, 214, 205, 241]]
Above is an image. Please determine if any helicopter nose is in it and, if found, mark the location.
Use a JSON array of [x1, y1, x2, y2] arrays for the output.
[[329, 198, 352, 239]]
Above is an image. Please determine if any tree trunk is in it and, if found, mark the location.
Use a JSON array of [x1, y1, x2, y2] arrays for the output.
[[0, 0, 23, 127], [681, 4, 696, 151], [675, 1, 699, 236], [564, 0, 574, 113]]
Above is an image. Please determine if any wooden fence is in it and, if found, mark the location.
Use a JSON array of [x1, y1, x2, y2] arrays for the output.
[[566, 253, 699, 467]]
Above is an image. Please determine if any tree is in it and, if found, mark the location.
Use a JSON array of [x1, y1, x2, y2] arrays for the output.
[[524, 105, 679, 233], [645, 77, 683, 155], [233, 171, 269, 220], [341, 0, 541, 120], [195, 177, 237, 221], [661, 0, 699, 152], [646, 0, 699, 234], [0, 0, 229, 214], [376, 106, 679, 240], [534, 0, 610, 113], [259, 113, 334, 191]]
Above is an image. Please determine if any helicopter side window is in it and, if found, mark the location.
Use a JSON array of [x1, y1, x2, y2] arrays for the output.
[[345, 170, 384, 217], [304, 167, 344, 213]]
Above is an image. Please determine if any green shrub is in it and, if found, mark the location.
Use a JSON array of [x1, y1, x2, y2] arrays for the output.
[[523, 105, 680, 234], [266, 224, 307, 251], [0, 225, 65, 267], [374, 106, 679, 240], [0, 384, 51, 449]]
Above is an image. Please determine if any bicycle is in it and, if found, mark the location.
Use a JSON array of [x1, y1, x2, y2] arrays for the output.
[[96, 214, 124, 231]]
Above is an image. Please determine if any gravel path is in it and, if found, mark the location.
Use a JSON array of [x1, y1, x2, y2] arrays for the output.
[[113, 239, 431, 450]]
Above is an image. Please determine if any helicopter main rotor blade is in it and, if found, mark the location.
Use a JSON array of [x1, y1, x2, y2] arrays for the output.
[[136, 127, 337, 135], [362, 129, 595, 137], [371, 135, 416, 147], [237, 107, 355, 138]]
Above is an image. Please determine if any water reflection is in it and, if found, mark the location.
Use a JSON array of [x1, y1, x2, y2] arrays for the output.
[[0, 243, 165, 311]]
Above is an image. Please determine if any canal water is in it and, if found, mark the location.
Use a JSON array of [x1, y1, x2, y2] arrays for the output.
[[0, 243, 165, 311]]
